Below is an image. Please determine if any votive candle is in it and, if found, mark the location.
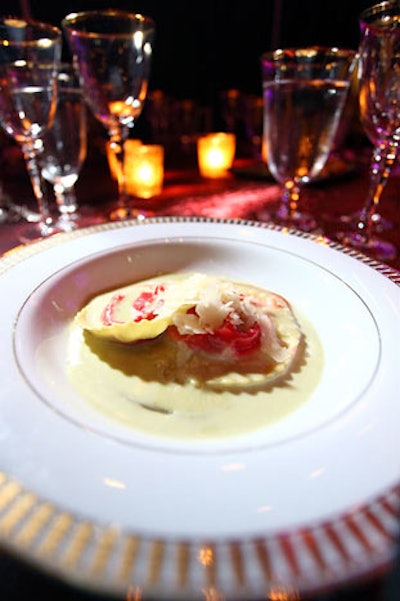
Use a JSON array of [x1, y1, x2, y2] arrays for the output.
[[107, 140, 164, 198], [125, 143, 164, 198], [197, 132, 236, 178]]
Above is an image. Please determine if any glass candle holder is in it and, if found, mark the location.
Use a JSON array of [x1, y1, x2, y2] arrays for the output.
[[197, 132, 236, 178], [125, 143, 164, 198], [106, 139, 142, 181]]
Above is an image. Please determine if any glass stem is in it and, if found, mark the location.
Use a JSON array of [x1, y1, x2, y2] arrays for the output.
[[357, 138, 399, 239], [21, 140, 53, 233], [54, 184, 78, 216], [279, 179, 301, 220], [109, 126, 130, 218]]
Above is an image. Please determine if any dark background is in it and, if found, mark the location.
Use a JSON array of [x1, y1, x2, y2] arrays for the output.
[[0, 0, 374, 102]]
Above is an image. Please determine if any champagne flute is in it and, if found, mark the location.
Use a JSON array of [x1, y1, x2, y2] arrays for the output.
[[40, 64, 90, 231], [62, 9, 155, 221], [260, 47, 357, 231], [337, 1, 399, 260], [0, 17, 61, 239]]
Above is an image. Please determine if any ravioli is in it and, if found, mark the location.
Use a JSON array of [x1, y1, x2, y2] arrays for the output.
[[74, 272, 303, 389]]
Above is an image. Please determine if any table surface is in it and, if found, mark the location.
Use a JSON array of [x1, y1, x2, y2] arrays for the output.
[[0, 145, 399, 601], [1, 147, 400, 270]]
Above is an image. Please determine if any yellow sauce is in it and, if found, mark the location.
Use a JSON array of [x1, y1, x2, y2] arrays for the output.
[[64, 311, 323, 440]]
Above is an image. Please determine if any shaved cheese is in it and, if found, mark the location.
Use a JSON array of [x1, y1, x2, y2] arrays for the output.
[[75, 272, 303, 379]]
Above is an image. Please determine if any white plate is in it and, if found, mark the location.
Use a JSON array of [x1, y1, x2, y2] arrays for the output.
[[0, 216, 399, 599]]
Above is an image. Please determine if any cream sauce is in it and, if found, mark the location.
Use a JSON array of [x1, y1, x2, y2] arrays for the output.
[[65, 310, 323, 440]]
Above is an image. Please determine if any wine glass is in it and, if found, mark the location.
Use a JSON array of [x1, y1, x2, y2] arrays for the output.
[[0, 17, 61, 239], [337, 1, 399, 260], [62, 9, 155, 221], [260, 47, 357, 231], [339, 71, 392, 233], [40, 64, 91, 232]]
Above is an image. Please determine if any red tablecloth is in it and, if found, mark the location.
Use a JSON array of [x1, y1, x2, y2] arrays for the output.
[[1, 155, 400, 272]]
